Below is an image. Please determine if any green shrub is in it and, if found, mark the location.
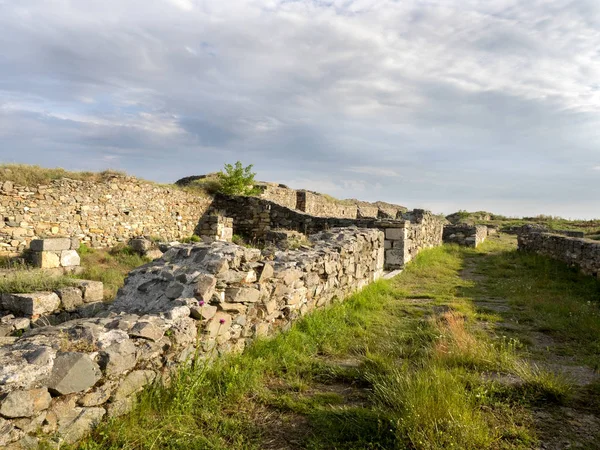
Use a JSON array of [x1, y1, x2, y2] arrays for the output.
[[216, 161, 260, 196]]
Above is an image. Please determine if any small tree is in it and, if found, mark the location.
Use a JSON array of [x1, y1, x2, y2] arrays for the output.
[[217, 161, 260, 196]]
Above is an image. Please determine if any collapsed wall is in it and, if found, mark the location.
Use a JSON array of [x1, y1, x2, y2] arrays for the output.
[[518, 228, 600, 277], [0, 228, 384, 448], [0, 177, 211, 255]]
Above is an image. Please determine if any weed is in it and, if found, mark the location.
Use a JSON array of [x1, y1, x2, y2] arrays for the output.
[[0, 270, 75, 294], [76, 245, 149, 299]]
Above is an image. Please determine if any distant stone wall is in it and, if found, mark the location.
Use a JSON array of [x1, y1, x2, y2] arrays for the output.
[[443, 224, 488, 247], [296, 191, 357, 219], [518, 229, 600, 277], [503, 224, 584, 238], [256, 184, 297, 210], [257, 184, 403, 220], [0, 228, 383, 448], [0, 177, 212, 255]]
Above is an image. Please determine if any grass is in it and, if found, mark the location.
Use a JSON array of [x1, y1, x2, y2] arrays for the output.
[[69, 235, 600, 450], [0, 270, 76, 294], [447, 210, 600, 236], [0, 244, 148, 300], [467, 235, 600, 368], [76, 245, 150, 300], [0, 164, 127, 187]]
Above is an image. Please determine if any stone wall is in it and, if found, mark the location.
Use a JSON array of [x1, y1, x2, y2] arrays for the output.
[[208, 194, 444, 270], [256, 184, 404, 220], [503, 224, 584, 238], [0, 228, 383, 448], [443, 224, 488, 247], [195, 215, 233, 243], [518, 229, 600, 277], [0, 177, 212, 255], [256, 184, 298, 210], [296, 191, 358, 219], [403, 210, 446, 262]]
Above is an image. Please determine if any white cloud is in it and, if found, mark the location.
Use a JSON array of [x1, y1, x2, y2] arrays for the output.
[[1, 0, 600, 217]]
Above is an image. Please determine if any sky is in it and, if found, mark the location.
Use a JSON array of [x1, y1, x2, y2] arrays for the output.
[[1, 0, 599, 218]]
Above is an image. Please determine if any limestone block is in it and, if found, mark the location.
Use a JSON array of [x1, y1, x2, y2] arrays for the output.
[[111, 370, 156, 401], [258, 262, 274, 282], [70, 237, 81, 250], [205, 312, 232, 337], [2, 292, 61, 316], [107, 397, 135, 418], [74, 280, 104, 302], [224, 287, 260, 303], [98, 340, 138, 376], [0, 388, 52, 418], [56, 286, 84, 311], [129, 238, 152, 254], [31, 251, 60, 268], [30, 238, 71, 252], [129, 321, 164, 342], [0, 417, 22, 447], [190, 304, 217, 320], [47, 352, 102, 395], [60, 249, 81, 267], [193, 273, 217, 301], [385, 249, 406, 269], [78, 381, 116, 407], [56, 407, 106, 445], [385, 228, 405, 241]]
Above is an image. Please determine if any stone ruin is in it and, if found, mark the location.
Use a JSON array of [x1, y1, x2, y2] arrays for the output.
[[0, 228, 385, 448], [28, 238, 81, 271], [0, 181, 489, 448], [518, 225, 600, 278], [442, 224, 489, 247]]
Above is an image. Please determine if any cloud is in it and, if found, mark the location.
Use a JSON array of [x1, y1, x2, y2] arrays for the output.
[[1, 0, 600, 217]]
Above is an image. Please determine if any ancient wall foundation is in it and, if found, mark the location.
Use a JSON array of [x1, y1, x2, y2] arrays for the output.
[[518, 229, 600, 277], [0, 177, 212, 255], [443, 224, 488, 247], [0, 228, 383, 448]]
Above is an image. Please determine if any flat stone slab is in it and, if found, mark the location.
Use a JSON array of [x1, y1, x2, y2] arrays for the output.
[[383, 269, 403, 280], [30, 238, 71, 252], [47, 352, 102, 395], [1, 292, 61, 316]]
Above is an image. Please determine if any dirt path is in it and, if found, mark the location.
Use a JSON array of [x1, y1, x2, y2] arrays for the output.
[[461, 245, 600, 449]]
